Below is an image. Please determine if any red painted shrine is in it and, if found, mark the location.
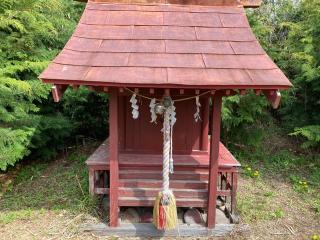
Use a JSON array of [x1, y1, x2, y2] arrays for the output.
[[39, 0, 292, 230]]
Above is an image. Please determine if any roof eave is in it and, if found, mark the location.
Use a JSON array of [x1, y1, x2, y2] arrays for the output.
[[75, 0, 262, 8]]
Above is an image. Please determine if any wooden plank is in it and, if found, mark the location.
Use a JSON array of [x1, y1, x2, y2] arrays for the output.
[[240, 0, 262, 8], [119, 154, 209, 167], [109, 88, 119, 227], [217, 190, 231, 197], [201, 97, 209, 151], [95, 187, 230, 198], [76, 0, 261, 7], [119, 188, 208, 198], [89, 168, 95, 196], [81, 223, 234, 237], [119, 179, 208, 189], [231, 172, 238, 214], [119, 170, 209, 181], [207, 92, 222, 228], [118, 197, 207, 208], [85, 139, 240, 168]]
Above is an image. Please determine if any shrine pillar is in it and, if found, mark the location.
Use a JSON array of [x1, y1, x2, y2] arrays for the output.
[[109, 88, 119, 227], [207, 92, 222, 228]]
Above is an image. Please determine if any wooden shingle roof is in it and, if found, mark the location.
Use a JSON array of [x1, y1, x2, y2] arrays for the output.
[[40, 1, 292, 89]]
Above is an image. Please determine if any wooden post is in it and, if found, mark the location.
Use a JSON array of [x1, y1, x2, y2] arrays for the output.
[[207, 92, 222, 229], [200, 97, 209, 151], [109, 88, 119, 227], [89, 168, 95, 196], [231, 170, 238, 214]]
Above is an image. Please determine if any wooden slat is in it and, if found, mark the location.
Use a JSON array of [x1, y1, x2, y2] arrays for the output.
[[119, 179, 208, 189], [119, 170, 209, 181], [217, 190, 231, 197], [119, 197, 207, 208], [92, 185, 231, 197], [119, 188, 208, 198]]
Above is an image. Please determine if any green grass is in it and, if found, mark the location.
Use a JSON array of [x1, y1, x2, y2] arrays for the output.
[[232, 122, 320, 221], [0, 150, 97, 224], [237, 178, 285, 222]]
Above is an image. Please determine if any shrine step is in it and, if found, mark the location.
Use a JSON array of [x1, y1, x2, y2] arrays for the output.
[[118, 197, 207, 208], [119, 179, 208, 189], [118, 168, 209, 207], [119, 170, 209, 181], [119, 187, 208, 198]]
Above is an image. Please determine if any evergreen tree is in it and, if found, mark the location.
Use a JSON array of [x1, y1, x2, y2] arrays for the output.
[[224, 0, 320, 149], [0, 0, 83, 170]]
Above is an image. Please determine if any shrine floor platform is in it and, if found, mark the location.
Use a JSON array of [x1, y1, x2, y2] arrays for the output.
[[86, 139, 240, 211], [86, 139, 241, 170]]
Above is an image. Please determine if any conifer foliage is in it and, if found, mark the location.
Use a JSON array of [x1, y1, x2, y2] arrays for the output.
[[223, 0, 320, 149], [0, 0, 82, 170]]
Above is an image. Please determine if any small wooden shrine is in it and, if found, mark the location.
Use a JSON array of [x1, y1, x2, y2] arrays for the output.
[[40, 0, 292, 231]]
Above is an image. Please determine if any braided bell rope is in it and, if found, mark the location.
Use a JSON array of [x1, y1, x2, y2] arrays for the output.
[[162, 109, 171, 193]]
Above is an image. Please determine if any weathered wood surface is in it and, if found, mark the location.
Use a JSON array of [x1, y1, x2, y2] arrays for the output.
[[81, 223, 234, 237], [85, 138, 241, 169], [109, 88, 119, 227], [207, 93, 223, 228], [40, 1, 292, 90], [86, 135, 240, 209], [75, 0, 262, 8]]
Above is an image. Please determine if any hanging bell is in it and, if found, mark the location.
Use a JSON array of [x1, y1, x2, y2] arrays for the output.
[[154, 103, 165, 115], [163, 96, 172, 108]]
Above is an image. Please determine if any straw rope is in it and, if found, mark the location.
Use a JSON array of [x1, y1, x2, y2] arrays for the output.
[[124, 87, 211, 102]]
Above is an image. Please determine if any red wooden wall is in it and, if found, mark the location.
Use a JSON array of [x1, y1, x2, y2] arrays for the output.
[[118, 95, 209, 155]]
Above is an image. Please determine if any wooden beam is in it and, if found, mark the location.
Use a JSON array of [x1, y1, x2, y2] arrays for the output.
[[207, 92, 222, 229], [240, 89, 246, 95], [109, 88, 119, 227], [200, 97, 210, 151], [254, 89, 261, 95], [240, 0, 262, 8], [72, 84, 79, 91], [75, 0, 262, 7], [51, 84, 67, 102], [89, 168, 95, 196], [263, 90, 281, 109]]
